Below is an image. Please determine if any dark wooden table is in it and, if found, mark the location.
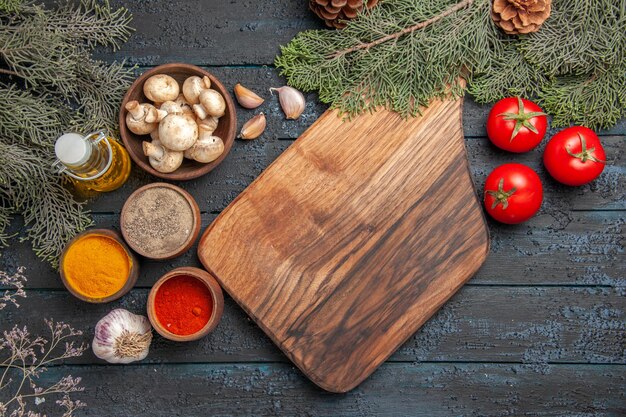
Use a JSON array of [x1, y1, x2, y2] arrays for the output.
[[2, 1, 625, 415]]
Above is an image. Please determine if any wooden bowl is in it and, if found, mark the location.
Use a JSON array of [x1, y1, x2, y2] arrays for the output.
[[119, 63, 237, 181], [120, 183, 201, 260], [59, 229, 139, 303], [147, 267, 224, 342]]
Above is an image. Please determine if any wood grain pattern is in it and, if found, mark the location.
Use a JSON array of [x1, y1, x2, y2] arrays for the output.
[[6, 287, 624, 365], [198, 97, 490, 392], [24, 363, 626, 417]]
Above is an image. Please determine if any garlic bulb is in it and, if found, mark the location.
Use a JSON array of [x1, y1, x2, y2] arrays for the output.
[[270, 86, 305, 119], [92, 309, 152, 364]]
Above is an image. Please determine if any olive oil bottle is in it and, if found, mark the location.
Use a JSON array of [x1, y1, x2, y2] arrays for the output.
[[54, 131, 131, 192]]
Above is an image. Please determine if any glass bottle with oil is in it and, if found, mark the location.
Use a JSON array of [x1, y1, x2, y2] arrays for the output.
[[54, 131, 131, 193]]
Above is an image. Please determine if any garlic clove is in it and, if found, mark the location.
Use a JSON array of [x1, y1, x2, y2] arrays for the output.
[[238, 113, 266, 140], [234, 83, 264, 109], [143, 74, 180, 103], [199, 89, 226, 118], [92, 309, 153, 364], [270, 86, 305, 120]]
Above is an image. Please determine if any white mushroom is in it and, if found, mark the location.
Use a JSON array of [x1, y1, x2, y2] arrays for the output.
[[158, 113, 198, 151], [142, 139, 184, 173], [125, 100, 158, 135], [184, 121, 224, 163], [143, 74, 180, 103], [144, 107, 167, 124], [192, 103, 209, 120], [200, 116, 219, 134], [159, 100, 183, 115], [174, 94, 194, 114], [198, 89, 226, 118], [182, 76, 211, 105]]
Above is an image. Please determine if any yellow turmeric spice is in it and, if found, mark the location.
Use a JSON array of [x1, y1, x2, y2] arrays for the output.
[[62, 234, 131, 299]]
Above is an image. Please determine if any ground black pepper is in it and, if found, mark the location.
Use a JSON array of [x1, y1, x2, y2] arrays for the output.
[[122, 187, 194, 256]]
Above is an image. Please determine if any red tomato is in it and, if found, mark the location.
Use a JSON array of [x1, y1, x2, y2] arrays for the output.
[[484, 163, 543, 224], [543, 126, 606, 186], [486, 97, 548, 153]]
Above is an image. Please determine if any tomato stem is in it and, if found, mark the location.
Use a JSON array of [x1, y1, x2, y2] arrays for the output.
[[498, 97, 546, 142], [566, 133, 605, 164], [486, 178, 517, 210]]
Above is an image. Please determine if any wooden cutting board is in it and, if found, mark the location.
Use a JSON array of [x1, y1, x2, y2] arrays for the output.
[[198, 96, 490, 393]]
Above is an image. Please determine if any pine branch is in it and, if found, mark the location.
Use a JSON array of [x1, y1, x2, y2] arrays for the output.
[[0, 0, 21, 13], [0, 0, 133, 265], [539, 67, 626, 129], [0, 68, 17, 76], [0, 206, 12, 248], [0, 141, 93, 266], [5, 0, 133, 50], [0, 85, 68, 147], [330, 0, 474, 58], [276, 0, 626, 129]]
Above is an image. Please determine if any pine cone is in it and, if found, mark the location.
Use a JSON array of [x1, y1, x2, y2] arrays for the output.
[[309, 0, 379, 29], [491, 0, 551, 35]]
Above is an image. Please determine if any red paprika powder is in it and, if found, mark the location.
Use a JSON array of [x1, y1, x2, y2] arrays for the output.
[[154, 275, 213, 335]]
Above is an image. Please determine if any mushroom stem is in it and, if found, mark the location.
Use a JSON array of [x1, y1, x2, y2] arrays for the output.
[[126, 100, 145, 120], [145, 108, 167, 123], [142, 141, 165, 161], [142, 140, 184, 173], [193, 104, 209, 120]]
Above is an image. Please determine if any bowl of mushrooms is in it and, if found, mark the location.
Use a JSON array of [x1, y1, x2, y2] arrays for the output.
[[119, 63, 237, 180]]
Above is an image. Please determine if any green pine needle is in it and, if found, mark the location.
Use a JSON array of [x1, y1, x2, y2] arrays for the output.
[[276, 0, 626, 129], [0, 0, 134, 266]]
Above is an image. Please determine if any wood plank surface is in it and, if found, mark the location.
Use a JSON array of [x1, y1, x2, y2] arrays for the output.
[[99, 1, 324, 66], [3, 287, 624, 365], [21, 363, 626, 417], [2, 208, 623, 290]]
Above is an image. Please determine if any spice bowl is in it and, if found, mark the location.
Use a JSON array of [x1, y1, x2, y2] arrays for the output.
[[119, 63, 237, 181], [120, 182, 201, 260], [59, 229, 139, 303], [147, 267, 224, 342]]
